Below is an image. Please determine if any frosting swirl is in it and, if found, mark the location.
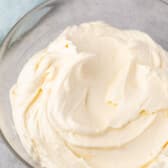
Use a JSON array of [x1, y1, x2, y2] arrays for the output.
[[10, 22, 168, 168]]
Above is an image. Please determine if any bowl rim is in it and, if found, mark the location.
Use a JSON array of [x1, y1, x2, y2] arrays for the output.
[[0, 0, 56, 167], [0, 0, 57, 60]]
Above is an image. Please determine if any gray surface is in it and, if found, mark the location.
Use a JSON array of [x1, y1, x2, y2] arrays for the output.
[[1, 0, 168, 168], [0, 136, 28, 168]]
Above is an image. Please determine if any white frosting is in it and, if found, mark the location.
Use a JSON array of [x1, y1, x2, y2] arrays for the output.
[[10, 22, 168, 168]]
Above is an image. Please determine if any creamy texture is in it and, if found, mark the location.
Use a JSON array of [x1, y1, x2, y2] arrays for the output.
[[10, 22, 168, 168]]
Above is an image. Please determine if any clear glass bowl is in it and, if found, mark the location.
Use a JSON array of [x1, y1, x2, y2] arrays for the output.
[[1, 0, 168, 167]]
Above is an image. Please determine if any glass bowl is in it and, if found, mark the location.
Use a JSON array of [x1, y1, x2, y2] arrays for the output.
[[1, 0, 168, 167]]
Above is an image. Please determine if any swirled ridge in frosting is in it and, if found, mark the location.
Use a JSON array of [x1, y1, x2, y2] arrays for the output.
[[10, 22, 168, 168]]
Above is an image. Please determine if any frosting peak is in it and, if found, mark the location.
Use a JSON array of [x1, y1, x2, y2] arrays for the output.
[[10, 22, 168, 168]]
